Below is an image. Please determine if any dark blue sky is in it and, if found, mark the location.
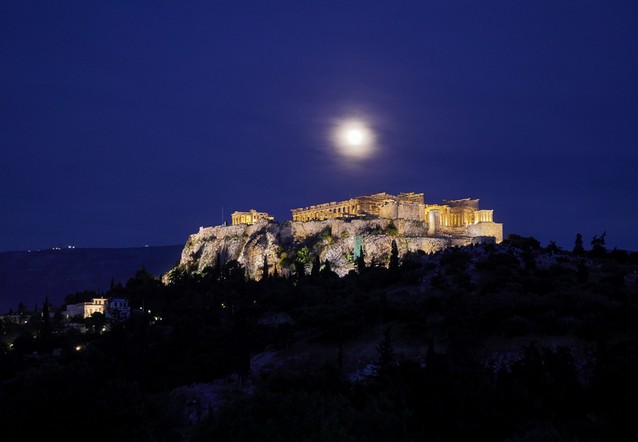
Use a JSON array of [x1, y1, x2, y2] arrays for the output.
[[2, 1, 637, 252]]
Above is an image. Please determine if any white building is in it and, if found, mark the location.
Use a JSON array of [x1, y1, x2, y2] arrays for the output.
[[65, 297, 107, 319], [106, 298, 130, 320], [64, 297, 129, 321]]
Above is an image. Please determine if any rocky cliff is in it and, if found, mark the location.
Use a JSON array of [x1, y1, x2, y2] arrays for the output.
[[166, 218, 498, 281]]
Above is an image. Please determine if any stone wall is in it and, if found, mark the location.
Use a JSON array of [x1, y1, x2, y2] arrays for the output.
[[379, 201, 425, 222], [467, 222, 504, 243], [167, 215, 502, 283]]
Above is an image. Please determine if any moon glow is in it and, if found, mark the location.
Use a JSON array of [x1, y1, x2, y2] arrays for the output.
[[346, 128, 365, 145], [333, 119, 375, 159]]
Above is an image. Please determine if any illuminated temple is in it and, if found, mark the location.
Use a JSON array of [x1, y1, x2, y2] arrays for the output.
[[231, 191, 502, 243], [231, 209, 273, 225], [291, 192, 495, 226], [291, 192, 424, 222]]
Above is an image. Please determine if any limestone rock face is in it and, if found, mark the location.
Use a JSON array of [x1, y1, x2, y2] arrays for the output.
[[165, 218, 497, 282]]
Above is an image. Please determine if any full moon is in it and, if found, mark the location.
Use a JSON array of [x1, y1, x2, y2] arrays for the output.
[[346, 128, 365, 145], [333, 119, 375, 159]]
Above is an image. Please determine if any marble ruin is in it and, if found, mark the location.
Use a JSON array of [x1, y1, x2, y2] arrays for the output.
[[231, 209, 274, 225], [232, 191, 502, 242], [173, 191, 503, 282], [291, 192, 424, 222]]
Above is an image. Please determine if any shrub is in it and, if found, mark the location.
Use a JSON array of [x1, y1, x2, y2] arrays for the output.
[[321, 227, 333, 244]]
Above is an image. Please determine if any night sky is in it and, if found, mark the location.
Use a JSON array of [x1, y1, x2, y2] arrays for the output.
[[2, 1, 637, 253]]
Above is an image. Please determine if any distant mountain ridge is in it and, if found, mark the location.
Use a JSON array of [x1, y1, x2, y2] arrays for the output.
[[0, 245, 183, 314]]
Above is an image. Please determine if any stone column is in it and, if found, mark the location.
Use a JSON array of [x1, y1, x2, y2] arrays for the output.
[[428, 210, 440, 236]]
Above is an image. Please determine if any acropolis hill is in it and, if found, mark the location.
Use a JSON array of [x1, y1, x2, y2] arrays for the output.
[[167, 192, 503, 281]]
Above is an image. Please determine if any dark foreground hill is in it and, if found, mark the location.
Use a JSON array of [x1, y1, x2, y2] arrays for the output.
[[2, 237, 638, 441], [0, 245, 182, 313]]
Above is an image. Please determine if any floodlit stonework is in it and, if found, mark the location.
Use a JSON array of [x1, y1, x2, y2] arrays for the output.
[[167, 190, 504, 282], [290, 192, 502, 243], [291, 192, 424, 222], [231, 209, 274, 225]]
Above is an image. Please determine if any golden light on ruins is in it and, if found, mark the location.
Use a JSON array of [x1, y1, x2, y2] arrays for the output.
[[332, 118, 375, 159]]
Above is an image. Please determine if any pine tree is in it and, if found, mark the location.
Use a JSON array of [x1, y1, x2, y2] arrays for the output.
[[591, 231, 607, 258], [546, 241, 561, 255], [39, 297, 51, 351], [376, 326, 396, 369]]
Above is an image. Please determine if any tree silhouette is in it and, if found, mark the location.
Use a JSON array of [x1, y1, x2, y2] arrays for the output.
[[311, 254, 321, 278], [295, 261, 306, 279], [220, 260, 245, 285], [320, 259, 338, 279], [262, 255, 270, 280], [591, 231, 607, 258], [85, 312, 106, 333], [356, 245, 366, 273], [573, 233, 585, 256], [389, 239, 399, 271], [39, 297, 51, 348], [376, 326, 396, 370], [546, 241, 562, 255]]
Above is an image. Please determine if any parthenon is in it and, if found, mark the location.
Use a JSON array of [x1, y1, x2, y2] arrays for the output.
[[291, 192, 424, 222], [291, 192, 494, 226], [290, 191, 502, 242]]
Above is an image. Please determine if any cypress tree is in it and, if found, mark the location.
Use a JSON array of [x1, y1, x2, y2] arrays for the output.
[[389, 239, 399, 271], [262, 255, 270, 280], [311, 254, 321, 277], [573, 233, 585, 256], [356, 245, 366, 273], [295, 261, 305, 279]]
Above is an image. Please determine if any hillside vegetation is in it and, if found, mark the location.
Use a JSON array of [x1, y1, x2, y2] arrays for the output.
[[1, 233, 637, 441]]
